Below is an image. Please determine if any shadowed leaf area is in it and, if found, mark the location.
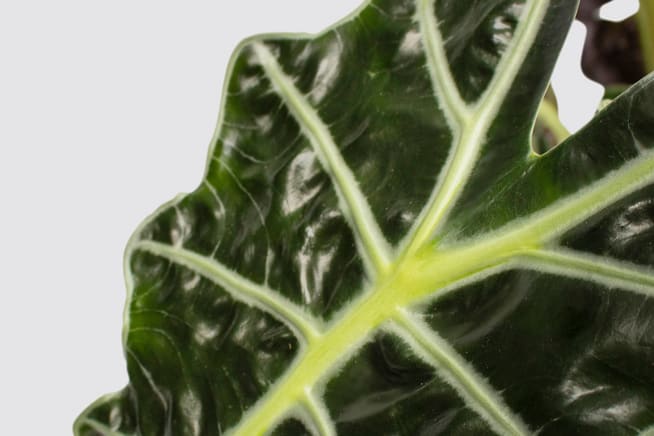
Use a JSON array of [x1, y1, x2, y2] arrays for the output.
[[578, 0, 646, 86]]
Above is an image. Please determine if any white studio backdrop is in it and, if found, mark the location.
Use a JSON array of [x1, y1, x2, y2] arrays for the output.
[[0, 0, 638, 434]]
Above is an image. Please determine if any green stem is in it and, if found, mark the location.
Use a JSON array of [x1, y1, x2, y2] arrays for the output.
[[537, 98, 569, 143], [637, 0, 654, 73]]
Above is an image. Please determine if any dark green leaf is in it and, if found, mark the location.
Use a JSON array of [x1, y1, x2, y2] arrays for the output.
[[76, 1, 654, 435]]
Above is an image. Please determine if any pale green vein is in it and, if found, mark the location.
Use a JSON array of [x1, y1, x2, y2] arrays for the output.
[[252, 42, 391, 276], [301, 390, 336, 436], [76, 419, 131, 436], [391, 310, 530, 436], [73, 391, 135, 436], [640, 425, 654, 436], [417, 0, 471, 125], [475, 0, 550, 113], [125, 347, 169, 411], [133, 240, 321, 343], [494, 151, 654, 247], [521, 248, 654, 297], [402, 0, 549, 258], [123, 195, 185, 346]]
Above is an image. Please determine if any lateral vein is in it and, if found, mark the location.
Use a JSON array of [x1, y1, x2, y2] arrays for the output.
[[521, 248, 654, 297], [493, 151, 654, 246], [475, 0, 550, 112], [417, 0, 471, 125], [133, 240, 321, 343], [391, 310, 530, 436], [402, 0, 549, 257], [78, 419, 131, 436], [252, 42, 392, 277], [301, 390, 336, 436]]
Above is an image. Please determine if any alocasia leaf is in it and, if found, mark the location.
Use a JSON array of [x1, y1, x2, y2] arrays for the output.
[[75, 0, 654, 434]]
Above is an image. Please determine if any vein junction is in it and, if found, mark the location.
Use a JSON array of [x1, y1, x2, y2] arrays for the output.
[[132, 154, 654, 436], [402, 0, 550, 258], [125, 0, 654, 434], [252, 42, 391, 277]]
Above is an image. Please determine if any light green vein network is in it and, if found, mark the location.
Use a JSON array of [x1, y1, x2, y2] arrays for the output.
[[134, 240, 322, 344], [401, 0, 550, 258], [253, 42, 392, 278], [391, 310, 530, 436], [109, 0, 654, 435]]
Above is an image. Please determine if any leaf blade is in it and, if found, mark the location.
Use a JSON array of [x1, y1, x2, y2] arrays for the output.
[[77, 1, 654, 434]]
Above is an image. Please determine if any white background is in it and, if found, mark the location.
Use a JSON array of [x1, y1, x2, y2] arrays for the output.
[[0, 0, 637, 434]]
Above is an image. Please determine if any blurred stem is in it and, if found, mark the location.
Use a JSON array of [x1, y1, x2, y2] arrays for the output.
[[637, 0, 654, 72], [537, 98, 569, 143]]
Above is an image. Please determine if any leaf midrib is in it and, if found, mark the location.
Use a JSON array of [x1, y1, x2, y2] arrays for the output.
[[136, 144, 654, 432], [154, 221, 538, 436]]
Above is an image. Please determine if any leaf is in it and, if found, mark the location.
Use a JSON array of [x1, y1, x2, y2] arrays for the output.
[[75, 1, 654, 435]]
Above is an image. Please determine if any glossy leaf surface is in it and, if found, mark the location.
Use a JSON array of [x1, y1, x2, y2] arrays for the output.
[[76, 1, 654, 434]]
